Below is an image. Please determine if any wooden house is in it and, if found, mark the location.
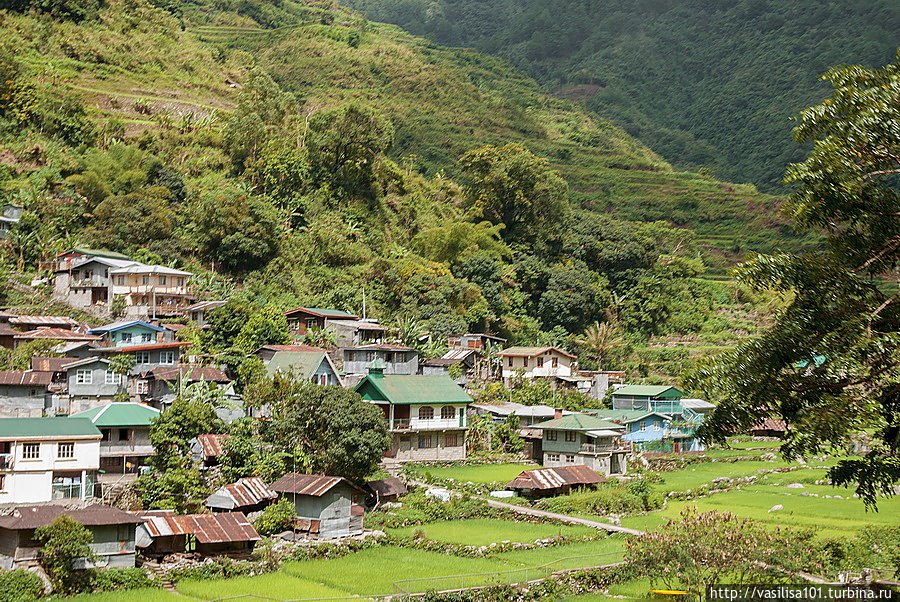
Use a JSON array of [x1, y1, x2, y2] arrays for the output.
[[446, 333, 506, 350], [135, 511, 260, 558], [532, 413, 628, 476], [206, 477, 277, 513], [506, 465, 606, 498], [258, 345, 342, 386], [270, 473, 366, 539], [365, 477, 407, 506], [342, 344, 418, 375]]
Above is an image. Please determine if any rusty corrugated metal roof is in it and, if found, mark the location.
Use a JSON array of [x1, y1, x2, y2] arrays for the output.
[[214, 477, 277, 509], [31, 357, 75, 373], [366, 477, 407, 498], [507, 465, 606, 490], [146, 365, 230, 382], [136, 511, 259, 544], [13, 328, 99, 341], [0, 370, 54, 386], [270, 473, 365, 496], [0, 504, 142, 530], [197, 433, 229, 457]]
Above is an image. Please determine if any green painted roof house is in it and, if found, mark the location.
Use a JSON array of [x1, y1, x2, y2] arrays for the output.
[[0, 417, 101, 439], [265, 350, 341, 386], [531, 413, 625, 432], [355, 371, 472, 405], [70, 402, 160, 427], [611, 385, 683, 399]]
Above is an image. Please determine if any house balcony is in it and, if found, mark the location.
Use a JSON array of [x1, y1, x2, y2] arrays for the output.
[[70, 278, 110, 288], [112, 285, 192, 297], [389, 418, 467, 432], [580, 442, 631, 454]]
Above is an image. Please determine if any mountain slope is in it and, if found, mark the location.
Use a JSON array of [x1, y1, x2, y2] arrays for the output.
[[345, 0, 898, 191]]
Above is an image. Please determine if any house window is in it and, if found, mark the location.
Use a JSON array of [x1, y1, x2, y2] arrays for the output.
[[653, 422, 661, 431], [419, 406, 434, 420], [119, 429, 132, 441], [22, 443, 40, 460], [565, 454, 576, 463], [136, 381, 149, 395], [639, 421, 647, 432], [101, 430, 110, 441], [507, 358, 513, 368], [547, 453, 560, 462], [537, 357, 544, 368], [57, 442, 75, 459], [564, 431, 577, 442], [160, 351, 176, 365], [418, 435, 434, 449], [0, 474, 5, 490], [546, 430, 558, 441], [524, 357, 530, 368], [142, 275, 150, 285], [440, 406, 455, 420], [366, 352, 375, 362], [444, 433, 459, 447], [552, 357, 558, 368], [141, 333, 152, 342], [135, 352, 151, 364], [0, 442, 9, 454], [121, 332, 133, 343], [176, 277, 185, 287], [75, 369, 92, 385], [116, 275, 125, 285], [104, 370, 119, 385], [159, 275, 167, 285]]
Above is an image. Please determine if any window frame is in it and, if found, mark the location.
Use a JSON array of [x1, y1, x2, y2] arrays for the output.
[[564, 431, 577, 443], [418, 435, 434, 449], [104, 370, 119, 385], [22, 443, 40, 460], [545, 430, 558, 441], [440, 406, 455, 420], [159, 351, 176, 365], [75, 369, 93, 385], [418, 406, 434, 420], [57, 442, 75, 459]]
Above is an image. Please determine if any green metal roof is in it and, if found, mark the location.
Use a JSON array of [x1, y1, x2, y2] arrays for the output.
[[587, 409, 662, 423], [795, 355, 828, 369], [531, 413, 625, 431], [611, 385, 683, 399], [70, 402, 160, 427], [0, 417, 101, 439], [266, 351, 329, 379], [65, 247, 130, 260], [355, 373, 473, 404]]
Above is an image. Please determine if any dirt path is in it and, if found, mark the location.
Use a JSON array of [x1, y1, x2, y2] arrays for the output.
[[482, 498, 645, 536]]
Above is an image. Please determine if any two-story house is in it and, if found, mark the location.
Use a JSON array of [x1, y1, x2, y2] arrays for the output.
[[610, 385, 684, 412], [0, 504, 143, 570], [447, 333, 506, 350], [355, 365, 471, 462], [497, 347, 576, 383], [96, 341, 191, 375], [342, 344, 418, 376], [50, 248, 137, 310], [0, 371, 54, 418], [284, 307, 358, 331], [283, 308, 388, 348], [181, 300, 227, 327], [601, 387, 714, 452], [64, 357, 127, 413], [0, 417, 101, 504], [107, 264, 193, 319], [136, 364, 232, 407], [87, 320, 168, 346], [532, 412, 629, 476], [70, 402, 160, 475]]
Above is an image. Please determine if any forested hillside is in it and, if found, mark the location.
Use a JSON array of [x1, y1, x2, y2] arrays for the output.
[[0, 0, 798, 382], [346, 0, 898, 191]]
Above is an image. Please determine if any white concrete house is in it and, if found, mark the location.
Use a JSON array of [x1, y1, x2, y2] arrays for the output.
[[0, 418, 101, 505], [496, 346, 576, 382]]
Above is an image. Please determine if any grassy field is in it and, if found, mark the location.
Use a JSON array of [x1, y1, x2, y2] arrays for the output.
[[388, 518, 595, 545], [649, 458, 800, 493], [67, 589, 183, 602], [178, 571, 351, 600], [410, 462, 538, 484]]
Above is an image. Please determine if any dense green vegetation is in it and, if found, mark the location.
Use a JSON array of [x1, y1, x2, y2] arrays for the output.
[[346, 0, 897, 191]]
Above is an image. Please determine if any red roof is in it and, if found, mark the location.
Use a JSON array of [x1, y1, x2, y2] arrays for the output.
[[13, 328, 99, 341], [196, 433, 230, 457], [750, 418, 787, 433], [507, 465, 606, 490], [345, 343, 414, 351], [136, 511, 259, 544], [284, 307, 359, 319], [258, 344, 326, 353], [270, 473, 365, 496], [102, 341, 192, 352], [0, 504, 142, 530], [145, 365, 230, 382], [0, 371, 54, 386]]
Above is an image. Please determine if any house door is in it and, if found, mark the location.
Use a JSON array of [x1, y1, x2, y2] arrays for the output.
[[394, 405, 410, 429], [458, 408, 465, 427], [673, 440, 681, 453], [91, 289, 108, 304]]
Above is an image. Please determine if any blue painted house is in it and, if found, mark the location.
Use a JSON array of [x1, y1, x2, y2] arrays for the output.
[[87, 321, 167, 347]]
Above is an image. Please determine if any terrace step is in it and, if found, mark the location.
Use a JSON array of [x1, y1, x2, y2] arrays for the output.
[[143, 561, 177, 592]]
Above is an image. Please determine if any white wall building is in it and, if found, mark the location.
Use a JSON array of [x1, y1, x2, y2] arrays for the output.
[[0, 418, 101, 505], [496, 346, 576, 382]]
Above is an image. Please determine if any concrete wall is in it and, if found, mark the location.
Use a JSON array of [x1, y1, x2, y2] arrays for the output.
[[0, 386, 49, 418], [0, 438, 99, 504], [343, 350, 418, 375], [390, 429, 466, 462], [67, 362, 122, 400]]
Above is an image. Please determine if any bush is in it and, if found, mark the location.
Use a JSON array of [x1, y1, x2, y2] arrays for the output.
[[253, 498, 296, 536], [89, 567, 159, 592], [535, 483, 663, 516], [0, 569, 43, 602]]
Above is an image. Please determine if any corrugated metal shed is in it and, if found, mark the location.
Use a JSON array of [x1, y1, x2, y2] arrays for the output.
[[507, 465, 606, 491], [206, 477, 277, 511], [136, 512, 260, 544], [0, 370, 54, 386], [196, 434, 229, 457], [270, 473, 365, 496], [0, 504, 142, 529]]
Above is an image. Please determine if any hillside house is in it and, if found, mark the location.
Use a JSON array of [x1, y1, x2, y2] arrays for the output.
[[284, 307, 358, 331], [590, 398, 713, 453], [532, 413, 628, 476], [50, 248, 137, 311], [366, 477, 407, 505], [469, 402, 568, 427], [0, 204, 22, 239], [447, 333, 506, 350], [135, 364, 231, 402], [506, 465, 606, 498], [96, 341, 191, 376], [0, 504, 142, 570], [270, 473, 365, 539], [8, 315, 78, 331], [497, 347, 576, 383], [206, 477, 277, 513], [610, 385, 684, 413], [0, 417, 100, 504], [750, 418, 787, 438], [12, 327, 99, 349], [181, 300, 226, 326], [0, 371, 53, 418], [87, 320, 168, 346], [70, 403, 159, 475], [342, 344, 418, 375], [355, 367, 471, 462], [64, 357, 126, 413], [421, 348, 479, 381], [107, 264, 193, 318], [135, 511, 260, 558], [189, 433, 229, 466], [259, 346, 341, 386], [327, 319, 388, 348], [30, 357, 72, 386], [55, 341, 100, 360]]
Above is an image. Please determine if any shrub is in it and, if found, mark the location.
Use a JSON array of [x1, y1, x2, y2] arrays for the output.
[[0, 569, 43, 602], [253, 498, 296, 536], [535, 483, 663, 516], [89, 567, 159, 592], [34, 515, 95, 594]]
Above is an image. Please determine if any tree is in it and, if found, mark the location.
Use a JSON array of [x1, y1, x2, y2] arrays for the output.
[[411, 220, 509, 265], [393, 313, 425, 347], [625, 509, 824, 595], [251, 374, 390, 481], [148, 394, 223, 468], [8, 338, 61, 370], [233, 306, 292, 352], [576, 321, 625, 370], [460, 144, 567, 242], [35, 515, 95, 594], [301, 325, 337, 349], [692, 54, 900, 505], [253, 498, 296, 536]]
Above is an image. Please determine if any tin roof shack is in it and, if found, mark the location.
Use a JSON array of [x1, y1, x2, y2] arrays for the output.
[[506, 465, 606, 499], [0, 371, 53, 418], [365, 477, 407, 506], [270, 473, 366, 539], [0, 504, 143, 570], [135, 511, 260, 559], [189, 434, 229, 467], [206, 477, 277, 513]]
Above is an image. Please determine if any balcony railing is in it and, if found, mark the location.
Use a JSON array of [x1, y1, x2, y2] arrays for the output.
[[70, 278, 109, 288], [389, 418, 465, 431], [51, 483, 82, 500]]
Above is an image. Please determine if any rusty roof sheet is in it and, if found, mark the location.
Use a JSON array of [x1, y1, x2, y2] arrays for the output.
[[14, 328, 99, 341], [196, 433, 229, 457], [507, 465, 606, 491], [0, 504, 142, 530], [270, 473, 365, 496], [8, 315, 77, 327], [136, 511, 260, 544], [30, 357, 75, 373], [0, 370, 54, 386], [751, 418, 787, 432], [210, 477, 277, 509], [366, 477, 407, 498]]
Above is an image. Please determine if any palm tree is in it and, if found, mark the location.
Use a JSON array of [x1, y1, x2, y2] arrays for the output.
[[576, 321, 625, 370], [302, 325, 337, 349], [393, 314, 425, 348]]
